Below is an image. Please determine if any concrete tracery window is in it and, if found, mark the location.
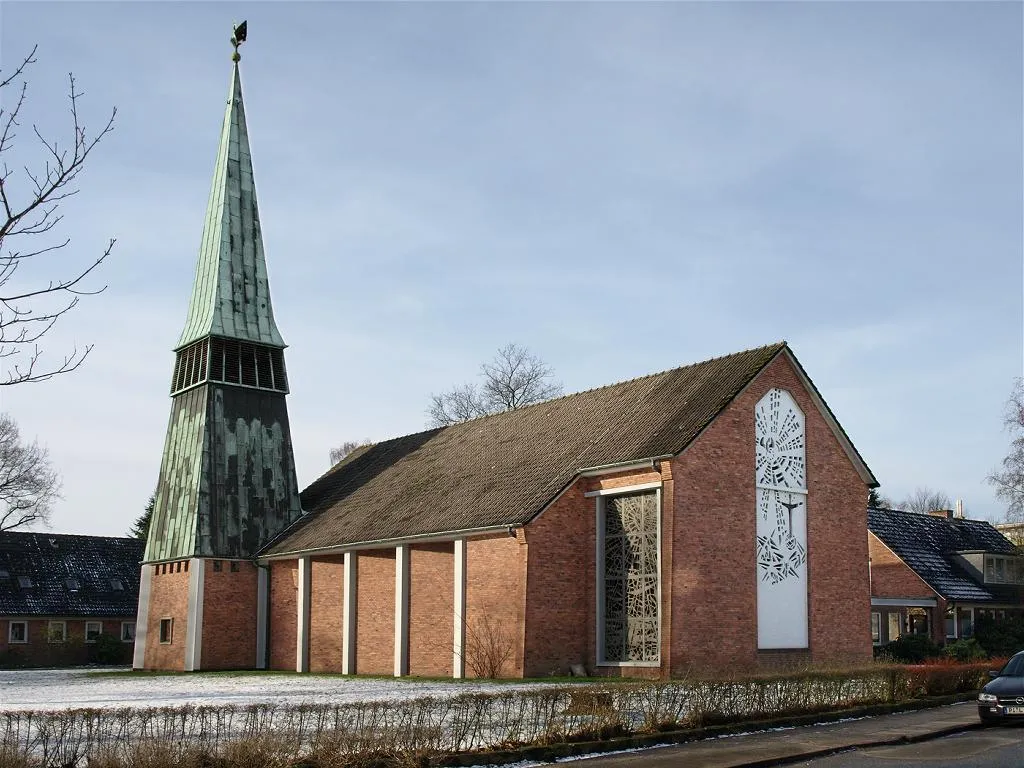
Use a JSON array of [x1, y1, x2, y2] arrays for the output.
[[599, 490, 660, 664]]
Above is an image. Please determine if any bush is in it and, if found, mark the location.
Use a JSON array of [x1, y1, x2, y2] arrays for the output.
[[879, 634, 940, 663], [974, 616, 1024, 658], [90, 633, 128, 665], [943, 638, 986, 663]]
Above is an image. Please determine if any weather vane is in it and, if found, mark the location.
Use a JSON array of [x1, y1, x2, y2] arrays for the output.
[[231, 20, 248, 62]]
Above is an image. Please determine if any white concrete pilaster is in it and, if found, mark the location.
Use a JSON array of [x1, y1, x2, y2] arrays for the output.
[[255, 565, 269, 669], [184, 558, 205, 672], [342, 551, 357, 674], [297, 556, 311, 673], [394, 544, 409, 677], [453, 538, 466, 679], [132, 564, 153, 670]]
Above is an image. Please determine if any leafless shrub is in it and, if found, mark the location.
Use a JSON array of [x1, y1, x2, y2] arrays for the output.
[[462, 615, 515, 679]]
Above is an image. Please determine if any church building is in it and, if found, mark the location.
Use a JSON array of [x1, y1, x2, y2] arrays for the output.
[[135, 34, 878, 677]]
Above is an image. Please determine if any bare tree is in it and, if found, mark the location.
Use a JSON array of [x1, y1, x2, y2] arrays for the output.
[[988, 378, 1024, 522], [429, 344, 563, 427], [0, 412, 60, 531], [1, 46, 117, 385], [328, 439, 373, 466], [900, 487, 953, 515]]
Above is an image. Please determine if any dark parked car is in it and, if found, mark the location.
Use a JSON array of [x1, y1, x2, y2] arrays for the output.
[[978, 650, 1024, 723]]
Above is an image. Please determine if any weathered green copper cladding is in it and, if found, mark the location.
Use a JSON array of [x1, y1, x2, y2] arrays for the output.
[[145, 55, 302, 564], [145, 385, 302, 561], [177, 63, 285, 351]]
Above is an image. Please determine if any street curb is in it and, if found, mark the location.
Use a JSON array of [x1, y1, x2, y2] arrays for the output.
[[440, 694, 980, 767], [726, 721, 985, 768]]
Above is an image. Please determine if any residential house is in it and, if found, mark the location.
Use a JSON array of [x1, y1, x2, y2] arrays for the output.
[[0, 532, 145, 667], [867, 508, 1024, 647]]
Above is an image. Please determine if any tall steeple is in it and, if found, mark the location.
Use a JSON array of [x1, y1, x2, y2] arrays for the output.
[[143, 25, 301, 566]]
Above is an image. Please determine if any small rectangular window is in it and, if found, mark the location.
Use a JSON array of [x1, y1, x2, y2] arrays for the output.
[[871, 612, 881, 644], [110, 579, 124, 591], [17, 576, 32, 588], [986, 557, 996, 581], [8, 621, 27, 644], [159, 618, 173, 644], [887, 612, 901, 642], [122, 622, 136, 642], [65, 578, 80, 592], [945, 607, 956, 639], [230, 561, 240, 573], [47, 621, 67, 643], [85, 621, 102, 643], [213, 560, 222, 572]]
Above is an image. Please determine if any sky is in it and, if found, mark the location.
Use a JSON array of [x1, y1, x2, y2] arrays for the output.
[[0, 1, 1021, 537]]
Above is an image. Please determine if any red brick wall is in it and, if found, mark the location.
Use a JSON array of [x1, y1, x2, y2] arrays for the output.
[[670, 352, 871, 672], [355, 550, 395, 675], [522, 468, 667, 679], [201, 560, 258, 670], [144, 561, 190, 671], [868, 533, 936, 599], [268, 559, 298, 671], [465, 534, 525, 678], [310, 555, 345, 673], [408, 543, 454, 677], [0, 617, 134, 667]]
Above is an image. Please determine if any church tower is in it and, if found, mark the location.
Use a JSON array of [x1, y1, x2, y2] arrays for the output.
[[134, 25, 302, 671]]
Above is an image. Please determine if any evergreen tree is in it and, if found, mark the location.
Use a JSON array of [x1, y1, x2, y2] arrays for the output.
[[130, 492, 155, 539]]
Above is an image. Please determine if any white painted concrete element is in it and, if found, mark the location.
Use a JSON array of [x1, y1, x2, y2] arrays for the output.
[[132, 564, 152, 670], [453, 538, 466, 679], [184, 559, 206, 671], [394, 544, 409, 677], [255, 565, 269, 669], [297, 556, 311, 673], [342, 551, 356, 674]]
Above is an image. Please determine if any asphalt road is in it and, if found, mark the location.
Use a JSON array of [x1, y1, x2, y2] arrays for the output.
[[791, 728, 1024, 768]]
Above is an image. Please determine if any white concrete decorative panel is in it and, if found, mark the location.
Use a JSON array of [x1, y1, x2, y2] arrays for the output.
[[755, 389, 808, 649]]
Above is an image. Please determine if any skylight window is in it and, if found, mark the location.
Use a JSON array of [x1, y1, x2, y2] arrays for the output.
[[65, 578, 80, 592], [110, 579, 124, 591], [17, 576, 32, 588], [0, 569, 9, 579]]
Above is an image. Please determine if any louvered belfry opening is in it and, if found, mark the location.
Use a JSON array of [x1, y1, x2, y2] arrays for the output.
[[170, 336, 287, 394]]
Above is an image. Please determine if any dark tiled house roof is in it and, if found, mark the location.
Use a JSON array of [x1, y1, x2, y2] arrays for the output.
[[265, 342, 872, 556], [0, 532, 145, 617], [868, 507, 1019, 602]]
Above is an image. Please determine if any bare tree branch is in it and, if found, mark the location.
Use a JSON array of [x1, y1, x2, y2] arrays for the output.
[[0, 412, 60, 531], [899, 487, 953, 515], [328, 439, 373, 466], [0, 47, 117, 385], [428, 344, 564, 427], [988, 378, 1024, 523]]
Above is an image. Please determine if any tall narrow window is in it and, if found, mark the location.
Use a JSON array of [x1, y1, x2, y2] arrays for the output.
[[755, 388, 808, 649], [599, 490, 659, 664]]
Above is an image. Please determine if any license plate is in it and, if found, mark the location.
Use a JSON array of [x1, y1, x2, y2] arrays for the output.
[[1005, 706, 1024, 715]]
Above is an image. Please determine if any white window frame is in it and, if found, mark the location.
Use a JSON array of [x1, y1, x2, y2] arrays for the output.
[[945, 606, 956, 639], [8, 620, 27, 644], [47, 620, 67, 643], [85, 621, 103, 643], [871, 612, 881, 645], [595, 484, 662, 668], [121, 621, 136, 643]]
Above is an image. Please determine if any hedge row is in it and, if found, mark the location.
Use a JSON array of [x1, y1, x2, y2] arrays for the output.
[[0, 663, 994, 768]]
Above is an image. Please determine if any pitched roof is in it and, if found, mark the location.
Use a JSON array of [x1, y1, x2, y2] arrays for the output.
[[867, 507, 1019, 602], [265, 341, 870, 557], [176, 60, 285, 350], [0, 532, 145, 617]]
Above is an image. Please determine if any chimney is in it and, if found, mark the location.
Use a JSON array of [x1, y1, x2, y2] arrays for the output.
[[955, 498, 964, 518], [927, 509, 955, 519]]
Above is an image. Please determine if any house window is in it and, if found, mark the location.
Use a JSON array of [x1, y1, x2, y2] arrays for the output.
[[121, 622, 136, 642], [85, 621, 103, 643], [957, 607, 974, 638], [8, 621, 27, 644], [110, 579, 124, 591], [159, 618, 173, 644], [871, 612, 881, 644], [213, 560, 222, 572], [230, 561, 240, 573], [598, 490, 660, 665], [47, 621, 67, 643], [908, 608, 929, 636], [945, 607, 956, 639], [17, 576, 32, 588], [887, 612, 901, 642]]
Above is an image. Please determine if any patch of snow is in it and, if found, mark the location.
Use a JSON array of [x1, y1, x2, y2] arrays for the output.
[[0, 668, 567, 711]]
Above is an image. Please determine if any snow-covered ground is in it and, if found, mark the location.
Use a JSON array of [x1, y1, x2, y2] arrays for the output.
[[0, 668, 549, 711]]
